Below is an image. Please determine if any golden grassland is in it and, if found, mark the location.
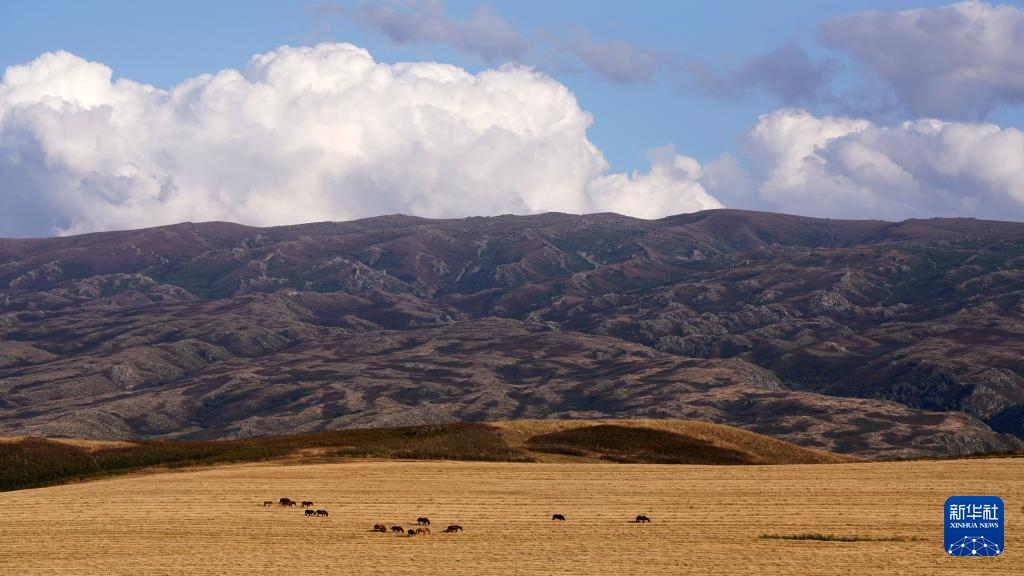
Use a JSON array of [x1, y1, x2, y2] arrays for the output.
[[1, 458, 1021, 575]]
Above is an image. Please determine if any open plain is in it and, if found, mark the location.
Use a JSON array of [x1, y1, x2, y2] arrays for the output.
[[1, 458, 1021, 575]]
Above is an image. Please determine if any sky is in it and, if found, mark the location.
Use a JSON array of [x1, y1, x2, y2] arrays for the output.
[[1, 0, 1023, 237]]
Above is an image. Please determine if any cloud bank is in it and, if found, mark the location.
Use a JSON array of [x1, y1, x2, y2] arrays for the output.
[[820, 1, 1024, 119], [4, 34, 1024, 238], [0, 44, 721, 237], [705, 108, 1024, 221]]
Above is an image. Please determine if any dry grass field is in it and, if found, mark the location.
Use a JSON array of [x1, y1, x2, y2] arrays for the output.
[[1, 458, 1021, 575]]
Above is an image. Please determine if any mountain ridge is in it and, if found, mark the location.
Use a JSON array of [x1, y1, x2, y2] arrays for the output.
[[1, 209, 1021, 458]]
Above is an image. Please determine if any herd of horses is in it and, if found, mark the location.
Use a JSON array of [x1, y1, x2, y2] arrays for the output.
[[371, 518, 464, 536], [263, 498, 652, 533], [263, 498, 464, 535], [267, 498, 329, 517]]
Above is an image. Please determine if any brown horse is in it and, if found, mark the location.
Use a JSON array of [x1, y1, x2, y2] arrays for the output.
[[304, 509, 316, 517], [279, 498, 297, 507], [301, 501, 314, 508], [416, 517, 430, 525], [391, 526, 404, 534], [444, 525, 463, 533], [552, 514, 566, 521], [262, 501, 274, 507], [373, 524, 387, 533], [635, 515, 651, 523], [315, 509, 329, 517], [415, 527, 430, 535]]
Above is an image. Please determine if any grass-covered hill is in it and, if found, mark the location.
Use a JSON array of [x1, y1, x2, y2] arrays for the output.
[[0, 419, 852, 492]]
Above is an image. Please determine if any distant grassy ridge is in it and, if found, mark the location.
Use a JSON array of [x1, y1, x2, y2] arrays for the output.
[[0, 423, 522, 492], [0, 419, 850, 492], [494, 419, 854, 465], [526, 425, 760, 464]]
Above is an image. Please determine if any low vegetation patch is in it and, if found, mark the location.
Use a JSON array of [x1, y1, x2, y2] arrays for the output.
[[891, 448, 1024, 462], [525, 424, 757, 464], [759, 533, 918, 542]]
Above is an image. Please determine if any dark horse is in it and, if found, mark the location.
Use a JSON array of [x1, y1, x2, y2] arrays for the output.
[[444, 525, 463, 533], [391, 526, 404, 534], [635, 515, 651, 523], [304, 510, 316, 517], [315, 509, 329, 517], [407, 529, 417, 536], [301, 501, 314, 508], [373, 524, 387, 533], [552, 514, 566, 521], [279, 498, 297, 507], [417, 517, 430, 525]]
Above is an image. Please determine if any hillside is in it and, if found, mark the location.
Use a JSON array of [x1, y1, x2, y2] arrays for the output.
[[0, 420, 850, 492], [1, 209, 1022, 458]]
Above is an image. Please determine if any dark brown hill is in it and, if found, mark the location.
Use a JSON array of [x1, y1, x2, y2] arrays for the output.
[[1, 210, 1021, 458]]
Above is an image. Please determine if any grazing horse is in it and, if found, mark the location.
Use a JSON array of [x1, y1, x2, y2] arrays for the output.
[[301, 501, 314, 508], [279, 498, 297, 507], [407, 529, 417, 536], [315, 510, 329, 517], [415, 527, 430, 535], [305, 510, 316, 517], [635, 515, 651, 523], [444, 525, 463, 533], [262, 501, 274, 507], [552, 514, 566, 521], [373, 524, 387, 533], [416, 517, 430, 525], [391, 526, 404, 534]]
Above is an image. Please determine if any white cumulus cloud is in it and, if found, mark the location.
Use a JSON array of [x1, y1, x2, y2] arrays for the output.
[[711, 108, 1024, 221], [0, 43, 721, 237], [586, 147, 721, 218]]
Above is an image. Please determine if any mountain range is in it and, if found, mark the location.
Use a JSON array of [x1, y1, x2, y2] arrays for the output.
[[1, 209, 1022, 459]]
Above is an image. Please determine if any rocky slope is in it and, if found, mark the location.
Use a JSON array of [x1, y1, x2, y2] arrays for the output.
[[1, 210, 1021, 458]]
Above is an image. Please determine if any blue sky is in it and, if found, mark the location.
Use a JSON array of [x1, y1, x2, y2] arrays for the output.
[[2, 1, 1024, 235]]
